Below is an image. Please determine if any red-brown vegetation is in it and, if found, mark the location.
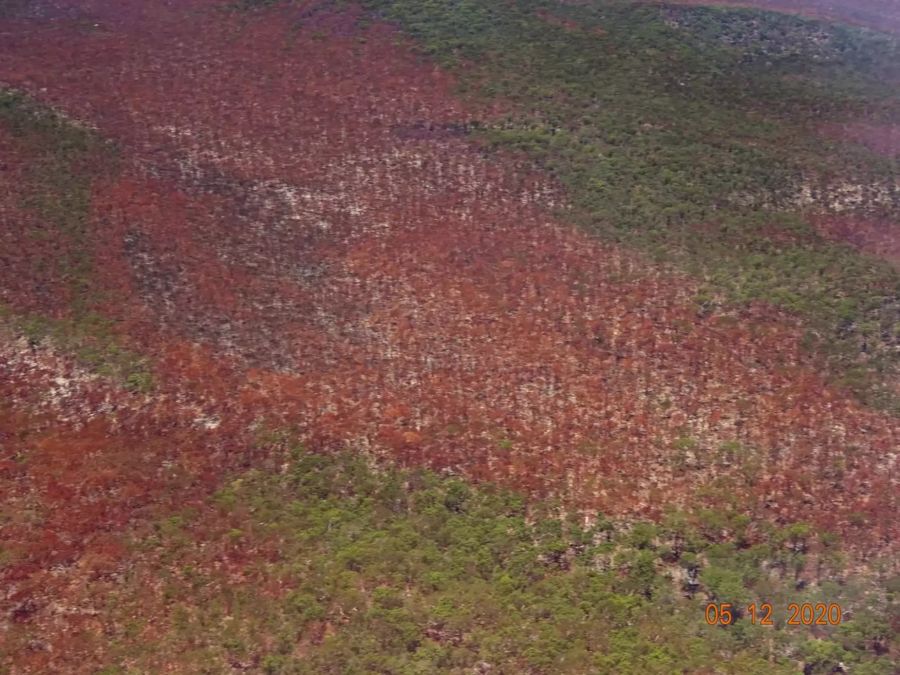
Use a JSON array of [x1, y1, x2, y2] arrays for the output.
[[1, 0, 897, 552], [1, 1, 898, 670], [810, 213, 900, 266], [820, 121, 900, 158]]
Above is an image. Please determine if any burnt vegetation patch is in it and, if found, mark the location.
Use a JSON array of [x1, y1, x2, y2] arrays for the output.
[[0, 1, 898, 673], [391, 119, 479, 140], [0, 91, 151, 390]]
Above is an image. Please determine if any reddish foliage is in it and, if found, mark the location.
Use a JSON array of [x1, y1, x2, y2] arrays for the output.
[[0, 2, 898, 669], [0, 331, 260, 671], [820, 121, 900, 159], [535, 9, 583, 33], [0, 0, 895, 548], [810, 213, 900, 266]]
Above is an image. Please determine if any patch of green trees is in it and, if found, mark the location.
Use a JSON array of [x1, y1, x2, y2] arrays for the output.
[[361, 0, 900, 413], [106, 446, 898, 673]]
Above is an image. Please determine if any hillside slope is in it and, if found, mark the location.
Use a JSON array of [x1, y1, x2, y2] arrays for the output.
[[1, 0, 898, 673], [663, 0, 900, 34]]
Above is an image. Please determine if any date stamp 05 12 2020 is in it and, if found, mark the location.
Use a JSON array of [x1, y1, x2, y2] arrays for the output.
[[705, 602, 843, 626]]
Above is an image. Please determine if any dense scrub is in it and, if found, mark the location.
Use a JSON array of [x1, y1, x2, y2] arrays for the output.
[[0, 2, 898, 672], [364, 0, 900, 412], [662, 0, 900, 35], [0, 92, 151, 389], [1, 80, 896, 550], [68, 444, 897, 674]]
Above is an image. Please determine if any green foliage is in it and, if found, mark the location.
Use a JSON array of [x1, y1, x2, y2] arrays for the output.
[[0, 91, 149, 389], [103, 448, 897, 673], [0, 306, 154, 391], [362, 0, 900, 411], [0, 90, 105, 308], [801, 640, 850, 674]]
